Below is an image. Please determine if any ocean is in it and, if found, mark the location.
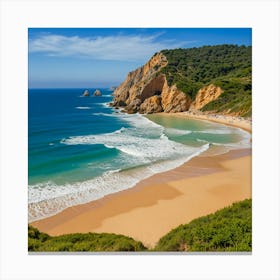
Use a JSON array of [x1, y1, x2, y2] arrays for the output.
[[28, 88, 251, 222]]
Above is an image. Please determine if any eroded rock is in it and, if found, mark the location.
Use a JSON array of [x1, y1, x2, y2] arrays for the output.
[[139, 96, 163, 114]]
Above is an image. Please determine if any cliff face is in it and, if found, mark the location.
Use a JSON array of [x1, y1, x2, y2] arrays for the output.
[[112, 45, 251, 116], [190, 84, 223, 110], [112, 53, 192, 114]]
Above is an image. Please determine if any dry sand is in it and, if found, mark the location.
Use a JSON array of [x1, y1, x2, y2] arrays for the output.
[[32, 148, 251, 248]]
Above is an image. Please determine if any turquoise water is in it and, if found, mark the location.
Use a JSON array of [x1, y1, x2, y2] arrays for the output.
[[28, 88, 251, 222]]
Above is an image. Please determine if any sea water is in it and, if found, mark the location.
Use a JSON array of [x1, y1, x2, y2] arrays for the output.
[[28, 88, 251, 222]]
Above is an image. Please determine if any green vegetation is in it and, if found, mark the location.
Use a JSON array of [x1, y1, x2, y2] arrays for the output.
[[160, 45, 252, 116], [28, 226, 147, 252], [29, 199, 251, 252], [154, 199, 252, 252]]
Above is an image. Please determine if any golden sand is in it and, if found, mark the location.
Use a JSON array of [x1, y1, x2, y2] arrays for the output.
[[32, 148, 251, 248]]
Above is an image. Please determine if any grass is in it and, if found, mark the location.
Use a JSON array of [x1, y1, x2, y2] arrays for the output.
[[154, 199, 252, 252], [28, 226, 147, 252]]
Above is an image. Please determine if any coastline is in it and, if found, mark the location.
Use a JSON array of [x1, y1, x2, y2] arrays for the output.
[[160, 111, 252, 133], [31, 113, 252, 248]]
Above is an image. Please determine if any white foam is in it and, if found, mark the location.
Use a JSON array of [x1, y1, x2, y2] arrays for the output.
[[197, 138, 208, 143], [98, 102, 110, 108], [118, 113, 163, 130], [164, 127, 192, 136], [92, 112, 117, 117], [194, 128, 235, 134], [61, 127, 191, 160], [28, 143, 209, 222], [75, 106, 91, 110]]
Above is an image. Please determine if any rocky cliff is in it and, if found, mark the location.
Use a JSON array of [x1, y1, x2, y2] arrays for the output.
[[190, 84, 223, 110], [112, 53, 193, 114], [112, 45, 252, 116]]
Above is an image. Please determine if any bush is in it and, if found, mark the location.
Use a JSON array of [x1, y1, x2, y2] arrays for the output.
[[154, 199, 252, 252], [28, 227, 147, 252]]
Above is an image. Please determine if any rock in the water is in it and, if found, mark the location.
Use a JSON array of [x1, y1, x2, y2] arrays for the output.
[[139, 96, 163, 114], [82, 89, 90, 97], [93, 89, 102, 96], [112, 100, 127, 107]]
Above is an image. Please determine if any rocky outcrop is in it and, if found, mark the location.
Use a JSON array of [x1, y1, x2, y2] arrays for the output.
[[112, 52, 193, 114], [139, 96, 163, 114], [82, 89, 90, 97], [112, 52, 224, 114], [93, 89, 102, 96], [112, 53, 167, 110], [126, 99, 142, 114], [190, 84, 223, 110], [161, 83, 192, 113]]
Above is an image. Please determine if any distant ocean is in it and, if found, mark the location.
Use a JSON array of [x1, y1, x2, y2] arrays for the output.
[[28, 88, 251, 222]]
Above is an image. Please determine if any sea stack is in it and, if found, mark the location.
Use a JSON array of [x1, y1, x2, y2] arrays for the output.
[[93, 89, 102, 96], [82, 89, 90, 97]]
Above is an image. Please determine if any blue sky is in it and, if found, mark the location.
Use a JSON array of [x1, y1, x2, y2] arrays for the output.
[[28, 28, 252, 88]]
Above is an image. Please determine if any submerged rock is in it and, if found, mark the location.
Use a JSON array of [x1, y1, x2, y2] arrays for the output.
[[82, 89, 90, 97], [93, 89, 102, 96]]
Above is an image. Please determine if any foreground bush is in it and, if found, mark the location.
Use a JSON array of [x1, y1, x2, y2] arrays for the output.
[[28, 226, 147, 252], [154, 199, 252, 252]]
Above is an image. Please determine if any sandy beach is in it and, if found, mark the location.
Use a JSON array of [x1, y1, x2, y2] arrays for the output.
[[32, 130, 251, 248]]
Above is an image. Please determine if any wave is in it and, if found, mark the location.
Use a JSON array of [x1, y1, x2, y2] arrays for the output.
[[96, 102, 111, 108], [92, 112, 118, 117], [28, 143, 209, 222], [164, 127, 192, 136], [75, 106, 91, 110], [197, 127, 251, 150], [61, 126, 190, 160], [193, 128, 236, 134]]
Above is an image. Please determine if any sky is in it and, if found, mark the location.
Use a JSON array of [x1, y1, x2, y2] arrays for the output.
[[28, 28, 252, 88]]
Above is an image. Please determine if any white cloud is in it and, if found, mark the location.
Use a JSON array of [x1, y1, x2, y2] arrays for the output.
[[29, 33, 192, 61]]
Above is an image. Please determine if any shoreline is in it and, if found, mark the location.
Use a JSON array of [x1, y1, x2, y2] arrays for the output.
[[160, 111, 252, 133], [31, 112, 252, 248]]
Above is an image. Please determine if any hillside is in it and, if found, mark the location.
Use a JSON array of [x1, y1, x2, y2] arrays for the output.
[[29, 199, 251, 252], [28, 226, 146, 252], [112, 45, 252, 117], [155, 199, 252, 252]]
